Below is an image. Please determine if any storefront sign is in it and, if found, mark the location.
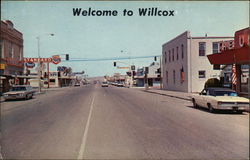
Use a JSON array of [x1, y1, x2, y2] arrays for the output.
[[218, 40, 234, 52], [25, 62, 35, 68], [0, 64, 5, 70], [234, 28, 249, 49], [24, 55, 61, 64]]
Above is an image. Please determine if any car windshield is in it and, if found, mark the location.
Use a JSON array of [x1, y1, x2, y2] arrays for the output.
[[102, 82, 107, 84], [214, 91, 237, 96], [11, 87, 27, 91]]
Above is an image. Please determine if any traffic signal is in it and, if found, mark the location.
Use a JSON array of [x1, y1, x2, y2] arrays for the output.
[[145, 67, 149, 74], [114, 62, 116, 67], [66, 54, 69, 60], [154, 56, 157, 61], [131, 65, 135, 71]]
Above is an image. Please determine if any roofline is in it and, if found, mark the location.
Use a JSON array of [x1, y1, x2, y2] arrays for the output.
[[189, 36, 234, 39], [1, 20, 23, 36], [162, 31, 190, 47]]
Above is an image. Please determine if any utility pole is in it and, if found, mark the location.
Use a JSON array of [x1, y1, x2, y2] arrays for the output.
[[36, 33, 54, 93]]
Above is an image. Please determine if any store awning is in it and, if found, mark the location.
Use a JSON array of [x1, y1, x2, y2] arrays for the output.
[[207, 45, 249, 65]]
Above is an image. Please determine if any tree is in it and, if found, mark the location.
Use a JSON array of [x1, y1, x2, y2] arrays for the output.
[[204, 78, 221, 88]]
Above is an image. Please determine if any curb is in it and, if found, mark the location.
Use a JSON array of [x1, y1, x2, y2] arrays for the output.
[[143, 90, 192, 101]]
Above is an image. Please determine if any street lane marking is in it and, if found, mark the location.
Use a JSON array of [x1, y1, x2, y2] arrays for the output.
[[77, 94, 96, 159]]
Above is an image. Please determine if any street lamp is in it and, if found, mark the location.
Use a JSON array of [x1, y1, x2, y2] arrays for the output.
[[36, 33, 54, 93]]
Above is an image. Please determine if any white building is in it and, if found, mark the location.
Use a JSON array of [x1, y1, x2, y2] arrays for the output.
[[162, 31, 233, 93]]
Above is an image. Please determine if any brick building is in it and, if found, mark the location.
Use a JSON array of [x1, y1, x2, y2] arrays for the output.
[[0, 20, 24, 93]]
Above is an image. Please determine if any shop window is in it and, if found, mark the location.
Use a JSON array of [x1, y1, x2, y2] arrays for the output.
[[199, 42, 206, 56], [213, 42, 219, 54], [199, 70, 206, 78]]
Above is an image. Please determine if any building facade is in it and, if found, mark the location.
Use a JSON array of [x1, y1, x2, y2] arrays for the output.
[[0, 20, 24, 93], [162, 31, 233, 93], [135, 62, 161, 87], [207, 27, 249, 96]]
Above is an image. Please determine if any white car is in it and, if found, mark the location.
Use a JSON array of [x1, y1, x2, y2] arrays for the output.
[[3, 85, 35, 101], [192, 87, 249, 113], [101, 82, 108, 87]]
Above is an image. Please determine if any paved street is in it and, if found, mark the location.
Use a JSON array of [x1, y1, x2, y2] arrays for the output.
[[1, 84, 249, 159]]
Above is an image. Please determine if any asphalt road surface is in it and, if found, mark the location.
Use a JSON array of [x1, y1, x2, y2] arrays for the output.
[[1, 84, 249, 159]]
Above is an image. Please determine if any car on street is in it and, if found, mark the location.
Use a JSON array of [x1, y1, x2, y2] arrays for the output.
[[192, 87, 249, 113], [117, 83, 124, 87], [101, 81, 108, 87], [3, 85, 35, 101], [74, 83, 80, 87]]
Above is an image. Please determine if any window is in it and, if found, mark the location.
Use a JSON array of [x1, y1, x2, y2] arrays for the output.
[[176, 46, 179, 60], [166, 71, 168, 84], [173, 70, 175, 84], [212, 42, 219, 54], [181, 44, 184, 59], [169, 50, 171, 62], [180, 67, 184, 83], [8, 42, 14, 58], [172, 48, 174, 61], [19, 47, 23, 61], [0, 40, 3, 59], [199, 70, 206, 78], [164, 52, 167, 63], [199, 42, 206, 56]]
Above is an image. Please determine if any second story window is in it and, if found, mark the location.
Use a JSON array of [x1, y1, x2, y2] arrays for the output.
[[176, 46, 179, 60], [213, 42, 219, 54], [169, 50, 171, 62], [164, 52, 167, 64], [181, 44, 184, 59], [0, 40, 3, 59], [8, 42, 14, 58], [199, 42, 206, 56], [172, 48, 174, 61]]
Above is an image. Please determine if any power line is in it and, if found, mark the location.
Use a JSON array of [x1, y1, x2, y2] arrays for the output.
[[61, 55, 161, 62]]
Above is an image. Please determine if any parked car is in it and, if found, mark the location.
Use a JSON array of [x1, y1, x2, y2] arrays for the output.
[[117, 83, 124, 87], [101, 81, 108, 87], [74, 83, 80, 87], [3, 85, 35, 101], [192, 87, 249, 113]]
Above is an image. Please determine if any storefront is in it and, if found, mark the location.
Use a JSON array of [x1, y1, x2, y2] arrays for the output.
[[207, 27, 249, 96]]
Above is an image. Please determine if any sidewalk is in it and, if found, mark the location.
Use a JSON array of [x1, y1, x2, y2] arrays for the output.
[[141, 88, 193, 101]]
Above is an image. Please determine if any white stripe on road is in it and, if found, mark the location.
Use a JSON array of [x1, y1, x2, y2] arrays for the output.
[[77, 94, 96, 160]]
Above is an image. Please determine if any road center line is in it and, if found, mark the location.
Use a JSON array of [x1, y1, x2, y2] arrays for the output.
[[77, 94, 96, 159]]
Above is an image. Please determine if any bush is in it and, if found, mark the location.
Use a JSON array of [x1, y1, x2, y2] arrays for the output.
[[204, 78, 221, 88]]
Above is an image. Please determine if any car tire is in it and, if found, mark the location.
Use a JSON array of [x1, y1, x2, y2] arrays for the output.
[[192, 99, 198, 108], [236, 111, 243, 114], [208, 104, 215, 113], [25, 95, 29, 100]]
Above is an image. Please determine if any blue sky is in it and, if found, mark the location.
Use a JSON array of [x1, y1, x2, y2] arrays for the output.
[[1, 1, 249, 77]]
